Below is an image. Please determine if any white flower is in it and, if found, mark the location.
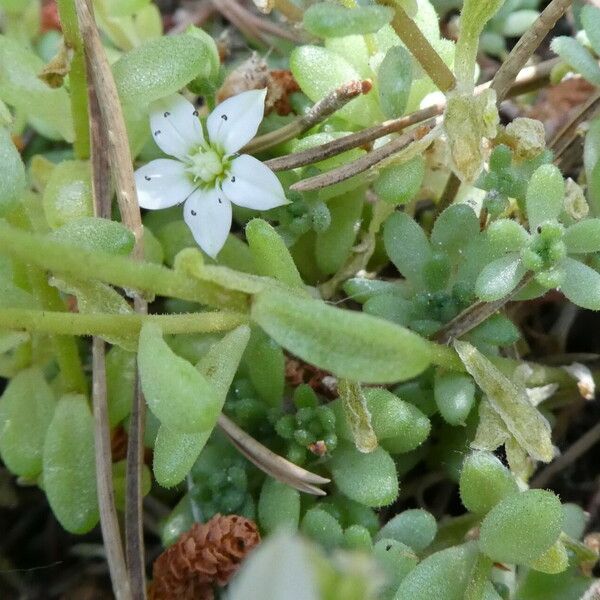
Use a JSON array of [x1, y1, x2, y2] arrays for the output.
[[135, 89, 288, 258]]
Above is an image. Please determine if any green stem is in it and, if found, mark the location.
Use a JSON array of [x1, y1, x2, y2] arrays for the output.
[[57, 0, 90, 158], [0, 309, 249, 337], [0, 222, 248, 310], [26, 270, 87, 393]]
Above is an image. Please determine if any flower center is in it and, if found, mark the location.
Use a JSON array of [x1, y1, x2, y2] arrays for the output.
[[186, 147, 225, 184]]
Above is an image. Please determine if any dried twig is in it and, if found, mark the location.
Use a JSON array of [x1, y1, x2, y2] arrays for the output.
[[551, 90, 600, 163], [491, 0, 573, 103], [378, 0, 455, 93], [75, 1, 147, 596], [265, 58, 560, 173], [217, 414, 330, 495], [531, 419, 600, 488], [92, 339, 132, 600], [290, 118, 440, 192], [244, 80, 373, 154]]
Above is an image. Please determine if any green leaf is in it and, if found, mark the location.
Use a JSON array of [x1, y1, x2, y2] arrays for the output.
[[564, 219, 600, 253], [42, 161, 93, 229], [374, 156, 424, 206], [582, 5, 600, 57], [378, 45, 413, 119], [560, 256, 600, 310], [243, 327, 285, 408], [479, 490, 563, 565], [251, 287, 432, 384], [330, 442, 398, 507], [43, 395, 98, 534], [246, 219, 303, 289], [526, 164, 565, 230], [434, 371, 476, 426], [290, 45, 379, 127], [529, 540, 569, 574], [301, 508, 344, 549], [0, 367, 56, 478], [0, 35, 73, 141], [375, 509, 437, 552], [384, 212, 432, 289], [106, 346, 136, 426], [487, 219, 529, 253], [454, 341, 554, 463], [431, 204, 479, 258], [0, 127, 25, 216], [138, 323, 219, 433], [459, 451, 519, 515], [113, 34, 216, 106], [475, 253, 525, 301], [50, 217, 135, 255], [258, 478, 300, 534], [551, 37, 600, 86], [303, 3, 393, 37], [394, 542, 479, 600], [152, 325, 250, 487], [501, 10, 540, 37], [374, 539, 418, 592]]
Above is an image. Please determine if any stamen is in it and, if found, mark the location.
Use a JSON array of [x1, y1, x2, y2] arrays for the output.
[[144, 175, 151, 181], [221, 114, 228, 121], [164, 111, 170, 117]]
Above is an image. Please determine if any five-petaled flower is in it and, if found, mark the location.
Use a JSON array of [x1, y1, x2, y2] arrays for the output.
[[135, 89, 289, 258]]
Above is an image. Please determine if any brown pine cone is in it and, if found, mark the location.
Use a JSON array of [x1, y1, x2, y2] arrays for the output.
[[149, 514, 260, 600]]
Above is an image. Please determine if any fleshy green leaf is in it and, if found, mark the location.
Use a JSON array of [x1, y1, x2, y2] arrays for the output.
[[551, 36, 600, 86], [378, 45, 413, 119], [479, 490, 563, 565], [582, 5, 600, 57], [251, 287, 432, 384], [564, 219, 600, 253], [455, 341, 554, 462], [475, 253, 525, 301], [50, 217, 135, 255], [43, 395, 98, 534], [375, 509, 437, 552], [526, 164, 565, 230], [560, 256, 600, 310], [0, 367, 56, 478], [384, 212, 432, 288], [431, 204, 479, 258], [138, 323, 219, 433], [487, 219, 529, 253], [374, 157, 424, 206], [434, 371, 476, 426], [0, 127, 26, 216], [258, 478, 300, 534], [330, 442, 398, 507], [303, 3, 393, 38]]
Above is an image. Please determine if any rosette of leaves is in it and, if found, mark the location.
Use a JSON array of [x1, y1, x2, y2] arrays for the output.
[[476, 163, 600, 309]]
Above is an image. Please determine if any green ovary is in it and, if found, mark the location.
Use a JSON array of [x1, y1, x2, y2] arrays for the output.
[[186, 147, 226, 184]]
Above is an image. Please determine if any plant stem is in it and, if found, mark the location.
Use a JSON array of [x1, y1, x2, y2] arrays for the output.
[[378, 1, 455, 93], [433, 273, 534, 344], [244, 80, 372, 154], [0, 222, 248, 310], [491, 0, 573, 103], [92, 338, 132, 600], [290, 118, 440, 192], [0, 308, 249, 337]]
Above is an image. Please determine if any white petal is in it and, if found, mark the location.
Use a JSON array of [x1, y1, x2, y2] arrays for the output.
[[183, 187, 232, 258], [207, 89, 267, 154], [222, 154, 289, 210], [135, 159, 197, 210], [149, 94, 205, 160]]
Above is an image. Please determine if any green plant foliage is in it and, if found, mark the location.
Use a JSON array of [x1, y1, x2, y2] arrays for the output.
[[258, 478, 301, 534], [303, 3, 394, 38], [375, 509, 437, 552]]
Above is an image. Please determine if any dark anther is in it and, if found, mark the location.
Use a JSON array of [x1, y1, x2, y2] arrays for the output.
[[144, 175, 151, 181], [191, 210, 197, 216], [221, 114, 228, 121], [537, 225, 542, 233], [218, 197, 222, 204], [231, 176, 236, 183], [385, 544, 392, 551], [193, 110, 199, 117], [164, 111, 170, 117], [154, 130, 161, 136]]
